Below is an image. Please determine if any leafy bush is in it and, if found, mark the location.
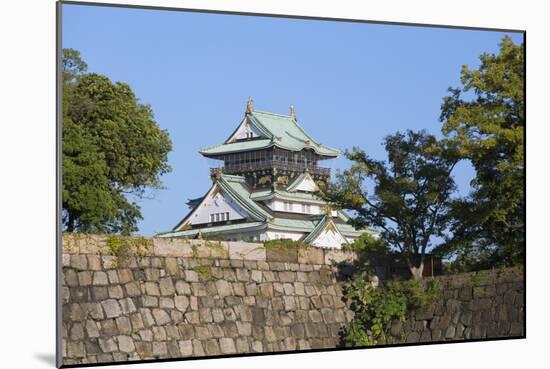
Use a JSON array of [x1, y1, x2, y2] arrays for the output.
[[263, 239, 309, 250], [343, 277, 440, 346]]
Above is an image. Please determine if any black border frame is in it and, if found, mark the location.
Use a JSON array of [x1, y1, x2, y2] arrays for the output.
[[56, 1, 527, 368]]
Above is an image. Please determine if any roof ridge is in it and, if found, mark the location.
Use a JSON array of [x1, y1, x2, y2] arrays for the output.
[[220, 173, 246, 181], [251, 110, 292, 118]]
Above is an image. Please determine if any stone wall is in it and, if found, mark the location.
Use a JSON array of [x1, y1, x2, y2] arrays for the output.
[[61, 235, 524, 366], [61, 235, 357, 365], [388, 266, 525, 343]]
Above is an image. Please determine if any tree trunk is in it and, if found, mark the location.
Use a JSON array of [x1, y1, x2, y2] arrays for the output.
[[409, 260, 425, 280], [67, 213, 75, 232]]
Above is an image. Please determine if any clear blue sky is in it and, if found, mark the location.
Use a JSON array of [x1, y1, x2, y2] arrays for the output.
[[62, 4, 524, 236]]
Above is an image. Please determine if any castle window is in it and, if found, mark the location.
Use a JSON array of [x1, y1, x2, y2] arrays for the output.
[[215, 213, 220, 222], [210, 214, 214, 223], [226, 212, 230, 220]]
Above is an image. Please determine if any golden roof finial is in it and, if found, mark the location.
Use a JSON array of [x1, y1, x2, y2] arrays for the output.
[[215, 167, 223, 179], [290, 105, 296, 120], [246, 96, 254, 113]]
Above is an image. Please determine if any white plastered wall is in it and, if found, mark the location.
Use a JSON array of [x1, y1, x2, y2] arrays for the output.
[[310, 227, 348, 249], [229, 118, 263, 141], [292, 174, 319, 192], [267, 199, 323, 215], [187, 188, 248, 225]]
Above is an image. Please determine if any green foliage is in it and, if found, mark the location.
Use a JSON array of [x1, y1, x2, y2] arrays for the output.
[[341, 233, 391, 279], [106, 236, 152, 268], [193, 265, 214, 281], [264, 239, 310, 250], [62, 48, 172, 235], [439, 36, 525, 270], [343, 278, 440, 346], [343, 233, 389, 254], [324, 130, 458, 279], [62, 48, 87, 83], [392, 278, 440, 309]]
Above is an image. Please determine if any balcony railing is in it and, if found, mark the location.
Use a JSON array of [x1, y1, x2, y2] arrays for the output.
[[210, 160, 331, 177]]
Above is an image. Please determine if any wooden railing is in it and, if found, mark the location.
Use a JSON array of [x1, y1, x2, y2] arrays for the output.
[[210, 160, 331, 176]]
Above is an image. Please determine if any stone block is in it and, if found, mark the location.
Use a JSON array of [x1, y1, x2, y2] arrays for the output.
[[108, 285, 124, 299], [279, 271, 296, 283], [101, 299, 122, 318], [175, 281, 191, 295], [115, 316, 132, 334], [406, 331, 420, 343], [283, 296, 296, 311], [134, 341, 152, 359], [153, 238, 194, 257], [117, 335, 135, 353], [152, 341, 168, 357], [219, 338, 237, 354], [184, 270, 199, 282], [152, 309, 171, 325], [164, 257, 179, 276], [258, 283, 273, 297], [236, 268, 250, 281], [123, 282, 141, 297], [445, 325, 456, 339], [235, 337, 249, 353], [160, 297, 175, 309], [99, 337, 118, 353], [63, 269, 78, 287], [144, 268, 160, 281], [266, 246, 298, 263], [178, 340, 193, 356], [250, 270, 262, 283], [298, 247, 324, 265], [159, 277, 175, 296], [77, 271, 92, 287], [324, 249, 356, 266], [152, 326, 167, 341], [91, 271, 109, 286], [173, 295, 188, 312], [204, 339, 220, 356], [308, 310, 323, 323], [252, 307, 265, 324], [144, 282, 160, 296], [215, 279, 233, 297], [70, 287, 89, 303], [229, 242, 266, 261], [70, 254, 88, 270], [141, 296, 158, 308], [119, 298, 136, 314]]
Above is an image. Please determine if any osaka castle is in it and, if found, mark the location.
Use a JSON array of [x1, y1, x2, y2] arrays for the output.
[[158, 98, 368, 248]]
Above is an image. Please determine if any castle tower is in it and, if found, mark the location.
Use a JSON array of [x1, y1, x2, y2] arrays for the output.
[[158, 100, 369, 248]]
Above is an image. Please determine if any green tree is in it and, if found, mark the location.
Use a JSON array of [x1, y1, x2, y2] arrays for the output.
[[62, 48, 172, 235], [438, 36, 525, 269], [324, 130, 458, 279]]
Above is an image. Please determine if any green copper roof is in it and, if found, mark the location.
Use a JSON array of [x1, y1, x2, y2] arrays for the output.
[[216, 174, 272, 221], [164, 172, 369, 240], [200, 139, 272, 155], [268, 216, 365, 237], [286, 171, 317, 192], [302, 216, 348, 244], [250, 188, 326, 205], [200, 110, 339, 157], [158, 222, 266, 238]]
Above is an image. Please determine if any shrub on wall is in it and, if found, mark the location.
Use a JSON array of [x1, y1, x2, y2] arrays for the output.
[[343, 278, 439, 346]]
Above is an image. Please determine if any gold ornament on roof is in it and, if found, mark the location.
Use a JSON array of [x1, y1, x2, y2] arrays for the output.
[[290, 105, 296, 119], [246, 96, 254, 113]]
